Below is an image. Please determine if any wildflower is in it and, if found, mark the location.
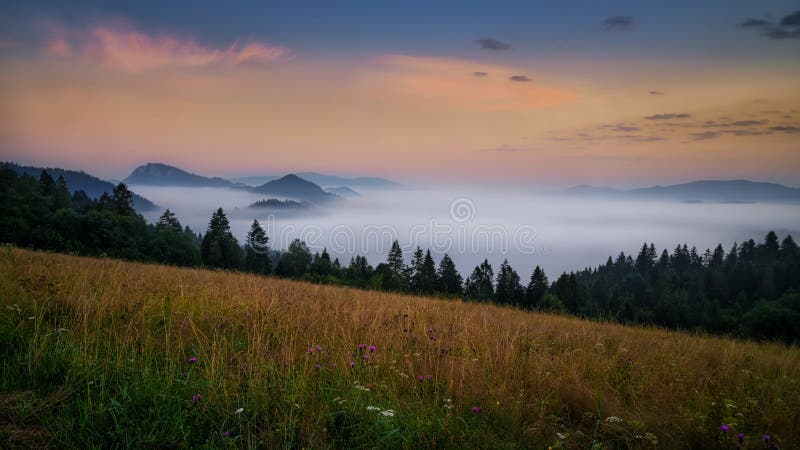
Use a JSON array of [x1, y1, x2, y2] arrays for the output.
[[235, 407, 244, 415], [350, 361, 356, 367], [471, 406, 481, 413], [418, 375, 424, 381], [720, 424, 729, 432], [314, 363, 321, 369], [308, 348, 314, 355], [366, 406, 381, 412], [363, 354, 370, 360], [369, 345, 376, 352], [224, 431, 231, 437], [188, 357, 198, 364], [192, 393, 202, 403], [737, 433, 745, 441], [332, 363, 336, 367], [358, 343, 365, 350], [605, 416, 623, 424], [426, 375, 432, 380], [316, 345, 323, 353], [380, 409, 395, 417]]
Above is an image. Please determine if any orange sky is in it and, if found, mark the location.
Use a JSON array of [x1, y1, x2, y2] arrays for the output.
[[1, 19, 799, 186]]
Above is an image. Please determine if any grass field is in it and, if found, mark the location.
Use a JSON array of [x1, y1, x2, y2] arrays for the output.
[[1, 247, 798, 449]]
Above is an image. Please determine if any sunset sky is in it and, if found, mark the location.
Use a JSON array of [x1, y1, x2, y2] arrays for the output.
[[1, 1, 799, 186]]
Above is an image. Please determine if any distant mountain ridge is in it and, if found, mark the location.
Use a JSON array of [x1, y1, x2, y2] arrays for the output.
[[325, 186, 361, 198], [124, 163, 245, 188], [232, 172, 402, 189], [251, 174, 338, 203], [566, 180, 800, 203], [4, 162, 158, 212]]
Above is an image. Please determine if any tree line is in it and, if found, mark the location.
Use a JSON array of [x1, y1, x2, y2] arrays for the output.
[[1, 165, 798, 343]]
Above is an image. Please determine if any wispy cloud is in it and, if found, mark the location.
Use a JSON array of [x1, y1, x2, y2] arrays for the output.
[[473, 71, 488, 77], [42, 22, 289, 71], [738, 10, 800, 40], [475, 38, 511, 50], [649, 90, 664, 95], [603, 16, 634, 32], [645, 113, 691, 120], [361, 54, 576, 111], [509, 75, 531, 82]]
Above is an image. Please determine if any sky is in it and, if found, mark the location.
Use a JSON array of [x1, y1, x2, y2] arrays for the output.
[[1, 0, 799, 186]]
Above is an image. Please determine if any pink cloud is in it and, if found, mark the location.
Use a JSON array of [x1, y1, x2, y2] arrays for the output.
[[43, 23, 288, 71]]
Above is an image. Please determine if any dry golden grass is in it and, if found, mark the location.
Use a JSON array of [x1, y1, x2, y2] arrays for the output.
[[1, 246, 799, 448]]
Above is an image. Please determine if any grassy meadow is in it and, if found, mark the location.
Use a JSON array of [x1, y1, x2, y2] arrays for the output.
[[1, 247, 798, 449]]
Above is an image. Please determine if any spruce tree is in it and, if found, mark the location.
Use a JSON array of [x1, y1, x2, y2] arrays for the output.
[[112, 183, 136, 216], [156, 209, 182, 232], [201, 208, 242, 269], [525, 265, 549, 309], [495, 259, 524, 305], [437, 254, 463, 296], [244, 219, 270, 275], [465, 259, 494, 301]]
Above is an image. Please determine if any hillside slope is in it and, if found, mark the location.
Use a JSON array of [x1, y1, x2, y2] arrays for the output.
[[4, 162, 158, 211], [1, 248, 798, 448]]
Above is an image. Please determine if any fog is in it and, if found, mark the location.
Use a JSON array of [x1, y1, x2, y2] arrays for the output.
[[133, 185, 800, 277]]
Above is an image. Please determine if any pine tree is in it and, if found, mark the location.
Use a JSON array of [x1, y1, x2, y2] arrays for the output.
[[465, 259, 494, 301], [525, 265, 549, 309], [156, 209, 183, 232], [495, 259, 524, 305], [384, 240, 408, 291], [417, 249, 438, 294], [112, 183, 137, 216], [436, 253, 463, 296], [409, 246, 423, 291], [201, 208, 242, 269], [244, 219, 270, 275], [275, 239, 312, 277]]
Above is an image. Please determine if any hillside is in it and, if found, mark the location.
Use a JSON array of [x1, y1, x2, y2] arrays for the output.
[[1, 248, 798, 448], [252, 174, 338, 203], [4, 162, 158, 211], [566, 179, 800, 203], [124, 163, 243, 188]]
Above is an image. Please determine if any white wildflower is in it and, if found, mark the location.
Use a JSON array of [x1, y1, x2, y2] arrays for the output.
[[380, 409, 395, 417], [235, 408, 244, 415], [366, 406, 381, 412]]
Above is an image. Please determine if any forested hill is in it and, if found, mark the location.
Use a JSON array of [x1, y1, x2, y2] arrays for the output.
[[1, 163, 798, 343], [5, 162, 157, 211]]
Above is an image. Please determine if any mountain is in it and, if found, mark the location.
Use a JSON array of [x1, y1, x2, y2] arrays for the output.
[[4, 162, 158, 211], [232, 172, 402, 190], [124, 163, 244, 188], [249, 198, 313, 210], [566, 180, 800, 203], [325, 186, 361, 198], [251, 174, 338, 203]]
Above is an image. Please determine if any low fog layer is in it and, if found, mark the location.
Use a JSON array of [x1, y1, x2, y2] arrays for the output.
[[133, 185, 800, 277]]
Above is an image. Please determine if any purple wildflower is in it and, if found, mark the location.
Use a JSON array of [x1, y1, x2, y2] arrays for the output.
[[188, 356, 198, 364], [358, 343, 365, 350], [350, 361, 356, 367], [308, 348, 314, 355], [426, 375, 432, 380], [471, 406, 481, 413], [720, 424, 729, 432], [314, 363, 321, 369], [224, 431, 231, 437], [763, 434, 771, 442], [316, 346, 323, 353], [192, 393, 201, 403], [417, 375, 424, 381], [363, 354, 370, 360], [369, 345, 376, 352], [737, 433, 745, 442]]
